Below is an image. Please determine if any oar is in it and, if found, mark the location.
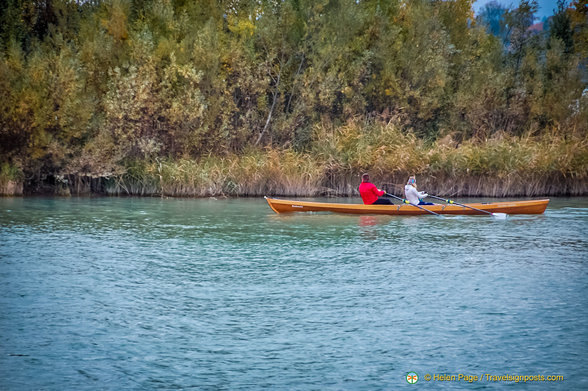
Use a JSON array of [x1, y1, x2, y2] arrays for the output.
[[427, 195, 507, 219], [384, 192, 442, 217]]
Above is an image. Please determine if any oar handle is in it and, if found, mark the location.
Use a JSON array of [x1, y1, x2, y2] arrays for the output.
[[385, 193, 441, 216]]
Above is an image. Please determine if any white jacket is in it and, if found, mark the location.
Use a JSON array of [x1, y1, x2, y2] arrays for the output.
[[405, 185, 428, 205]]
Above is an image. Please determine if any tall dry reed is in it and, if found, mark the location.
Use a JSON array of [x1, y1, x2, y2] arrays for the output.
[[104, 120, 587, 197], [311, 119, 587, 196]]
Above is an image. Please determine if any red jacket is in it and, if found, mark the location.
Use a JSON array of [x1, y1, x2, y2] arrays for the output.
[[359, 182, 384, 205]]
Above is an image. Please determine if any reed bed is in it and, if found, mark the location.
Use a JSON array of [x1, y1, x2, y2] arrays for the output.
[[106, 149, 326, 197], [310, 120, 588, 197], [77, 121, 588, 198]]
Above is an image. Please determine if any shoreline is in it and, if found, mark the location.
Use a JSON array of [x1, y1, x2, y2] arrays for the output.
[[1, 193, 583, 200], [3, 175, 586, 198], [3, 130, 587, 198]]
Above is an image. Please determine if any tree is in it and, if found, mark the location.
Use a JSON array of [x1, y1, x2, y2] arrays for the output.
[[503, 0, 538, 66], [477, 0, 509, 39], [569, 0, 588, 58], [549, 0, 574, 54]]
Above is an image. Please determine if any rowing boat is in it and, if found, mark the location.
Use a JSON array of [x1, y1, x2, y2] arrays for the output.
[[264, 196, 549, 215]]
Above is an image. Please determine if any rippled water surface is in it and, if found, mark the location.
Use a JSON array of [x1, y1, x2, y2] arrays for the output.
[[1, 197, 587, 390]]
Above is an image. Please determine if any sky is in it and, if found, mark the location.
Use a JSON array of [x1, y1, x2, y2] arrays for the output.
[[472, 0, 561, 20]]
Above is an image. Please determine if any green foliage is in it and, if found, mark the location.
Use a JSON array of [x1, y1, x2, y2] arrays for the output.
[[0, 161, 23, 182], [0, 161, 24, 195]]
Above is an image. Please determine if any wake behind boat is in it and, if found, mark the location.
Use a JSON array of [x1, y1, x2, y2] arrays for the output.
[[264, 197, 549, 216]]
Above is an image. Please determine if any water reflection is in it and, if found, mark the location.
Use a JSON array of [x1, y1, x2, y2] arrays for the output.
[[358, 215, 378, 227]]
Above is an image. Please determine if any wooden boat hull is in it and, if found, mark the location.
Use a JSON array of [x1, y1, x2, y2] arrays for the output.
[[265, 197, 549, 216]]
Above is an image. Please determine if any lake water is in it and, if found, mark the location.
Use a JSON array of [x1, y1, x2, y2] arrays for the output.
[[1, 196, 587, 390]]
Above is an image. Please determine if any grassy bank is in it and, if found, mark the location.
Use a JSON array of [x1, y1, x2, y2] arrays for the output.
[[100, 122, 587, 198], [4, 122, 585, 198], [105, 149, 326, 197]]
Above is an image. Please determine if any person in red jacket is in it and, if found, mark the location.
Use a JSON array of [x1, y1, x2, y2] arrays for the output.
[[358, 173, 392, 205]]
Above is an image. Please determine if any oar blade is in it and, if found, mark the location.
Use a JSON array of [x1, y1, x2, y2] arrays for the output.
[[491, 212, 508, 219]]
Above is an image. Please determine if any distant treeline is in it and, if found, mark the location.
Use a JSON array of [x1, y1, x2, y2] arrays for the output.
[[0, 0, 587, 196]]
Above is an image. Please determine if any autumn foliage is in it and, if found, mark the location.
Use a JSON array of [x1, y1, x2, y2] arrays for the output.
[[0, 0, 586, 195]]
